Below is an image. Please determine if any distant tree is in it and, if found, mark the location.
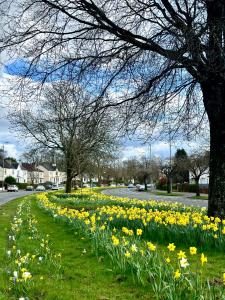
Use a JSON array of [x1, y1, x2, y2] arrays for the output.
[[10, 81, 117, 193], [123, 158, 139, 184], [160, 161, 174, 194], [173, 149, 189, 184], [188, 151, 209, 197], [5, 157, 17, 164], [4, 176, 16, 185]]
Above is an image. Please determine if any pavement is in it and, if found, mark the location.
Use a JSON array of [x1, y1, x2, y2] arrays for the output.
[[0, 190, 36, 206], [102, 188, 208, 208]]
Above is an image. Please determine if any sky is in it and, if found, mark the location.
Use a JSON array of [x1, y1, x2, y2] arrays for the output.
[[0, 54, 209, 161]]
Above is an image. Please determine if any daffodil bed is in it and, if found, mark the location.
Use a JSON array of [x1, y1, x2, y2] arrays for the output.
[[1, 196, 152, 300], [34, 189, 225, 299]]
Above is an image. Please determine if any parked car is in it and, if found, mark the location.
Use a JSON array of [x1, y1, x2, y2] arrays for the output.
[[7, 185, 19, 192], [128, 184, 134, 188], [147, 183, 156, 190], [58, 185, 65, 190], [136, 184, 145, 191], [26, 185, 34, 191], [45, 185, 52, 190], [36, 185, 46, 191], [51, 184, 59, 190]]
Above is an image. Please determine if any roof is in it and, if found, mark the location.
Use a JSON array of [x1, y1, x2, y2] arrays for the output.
[[38, 163, 57, 171], [22, 163, 43, 172], [0, 161, 18, 169]]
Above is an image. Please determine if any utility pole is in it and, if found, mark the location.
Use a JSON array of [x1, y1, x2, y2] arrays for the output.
[[169, 126, 173, 193], [149, 143, 152, 183], [2, 145, 4, 191]]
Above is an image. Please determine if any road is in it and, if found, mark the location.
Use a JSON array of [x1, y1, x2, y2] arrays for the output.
[[102, 188, 208, 208], [0, 191, 35, 206]]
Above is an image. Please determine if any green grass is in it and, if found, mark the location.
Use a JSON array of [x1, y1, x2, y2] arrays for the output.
[[188, 195, 208, 200], [0, 197, 25, 299], [152, 191, 184, 197], [0, 196, 153, 299], [1, 193, 224, 299]]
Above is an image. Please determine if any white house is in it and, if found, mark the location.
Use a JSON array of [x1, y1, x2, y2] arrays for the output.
[[189, 168, 209, 185], [37, 163, 66, 184], [22, 163, 44, 184], [0, 161, 28, 183]]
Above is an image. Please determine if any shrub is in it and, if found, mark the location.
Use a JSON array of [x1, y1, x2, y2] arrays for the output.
[[4, 176, 16, 185]]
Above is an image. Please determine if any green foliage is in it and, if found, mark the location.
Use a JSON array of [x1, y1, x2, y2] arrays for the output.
[[4, 176, 16, 185], [17, 183, 28, 190], [5, 157, 17, 163]]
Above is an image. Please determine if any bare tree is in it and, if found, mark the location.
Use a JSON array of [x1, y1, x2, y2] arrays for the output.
[[188, 151, 209, 197], [10, 81, 116, 192], [1, 1, 225, 215]]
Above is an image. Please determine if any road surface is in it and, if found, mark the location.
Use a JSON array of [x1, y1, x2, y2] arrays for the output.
[[0, 191, 35, 206], [102, 188, 208, 208]]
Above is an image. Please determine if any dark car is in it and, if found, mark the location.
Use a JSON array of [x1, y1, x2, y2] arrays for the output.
[[26, 185, 34, 191]]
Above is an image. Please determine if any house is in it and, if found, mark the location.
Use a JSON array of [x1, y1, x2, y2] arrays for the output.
[[37, 163, 66, 184], [0, 161, 28, 183], [22, 163, 44, 184], [189, 169, 209, 185]]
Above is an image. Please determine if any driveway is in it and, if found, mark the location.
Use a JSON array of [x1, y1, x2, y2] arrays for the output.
[[0, 191, 35, 206], [102, 188, 208, 208]]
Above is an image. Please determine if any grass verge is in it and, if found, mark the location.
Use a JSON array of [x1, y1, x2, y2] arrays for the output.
[[0, 196, 153, 299]]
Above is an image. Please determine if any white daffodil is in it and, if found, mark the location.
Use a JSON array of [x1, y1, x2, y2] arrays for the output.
[[180, 257, 189, 268]]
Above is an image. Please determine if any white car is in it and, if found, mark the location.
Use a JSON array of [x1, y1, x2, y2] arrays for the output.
[[136, 184, 145, 191], [58, 185, 65, 190], [36, 185, 46, 191], [147, 183, 155, 190], [51, 184, 59, 190], [128, 184, 134, 188], [7, 185, 19, 192], [51, 184, 64, 190]]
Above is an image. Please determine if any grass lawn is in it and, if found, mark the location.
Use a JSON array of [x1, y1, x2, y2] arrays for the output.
[[0, 196, 153, 299], [188, 195, 208, 200], [152, 191, 184, 197]]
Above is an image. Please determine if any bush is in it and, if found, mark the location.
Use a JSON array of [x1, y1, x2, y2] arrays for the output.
[[4, 176, 16, 185], [17, 183, 28, 190]]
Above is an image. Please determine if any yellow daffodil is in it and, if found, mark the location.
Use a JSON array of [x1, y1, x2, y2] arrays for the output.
[[200, 253, 207, 266], [174, 269, 181, 280], [189, 247, 197, 255], [167, 243, 176, 252], [136, 229, 143, 236]]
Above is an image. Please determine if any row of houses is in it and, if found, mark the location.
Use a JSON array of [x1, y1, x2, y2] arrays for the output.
[[0, 161, 66, 185]]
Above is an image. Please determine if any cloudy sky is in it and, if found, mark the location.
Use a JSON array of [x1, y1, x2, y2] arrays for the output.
[[0, 53, 209, 161]]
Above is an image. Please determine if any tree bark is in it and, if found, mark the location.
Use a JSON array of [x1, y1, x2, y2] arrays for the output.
[[195, 178, 200, 197], [144, 177, 147, 191], [167, 176, 171, 194], [66, 167, 72, 193], [202, 81, 225, 217]]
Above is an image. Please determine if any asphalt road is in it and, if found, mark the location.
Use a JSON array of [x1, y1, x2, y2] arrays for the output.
[[102, 188, 208, 208], [0, 191, 35, 206]]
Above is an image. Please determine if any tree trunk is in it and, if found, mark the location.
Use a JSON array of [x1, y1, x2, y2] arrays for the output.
[[167, 176, 171, 194], [144, 177, 147, 191], [66, 167, 72, 193], [202, 81, 225, 217], [195, 179, 200, 197]]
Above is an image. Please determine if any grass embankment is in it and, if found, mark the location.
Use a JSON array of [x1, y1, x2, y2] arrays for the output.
[[0, 196, 152, 299], [188, 195, 208, 200], [47, 194, 225, 279], [38, 191, 225, 299], [152, 191, 184, 197]]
